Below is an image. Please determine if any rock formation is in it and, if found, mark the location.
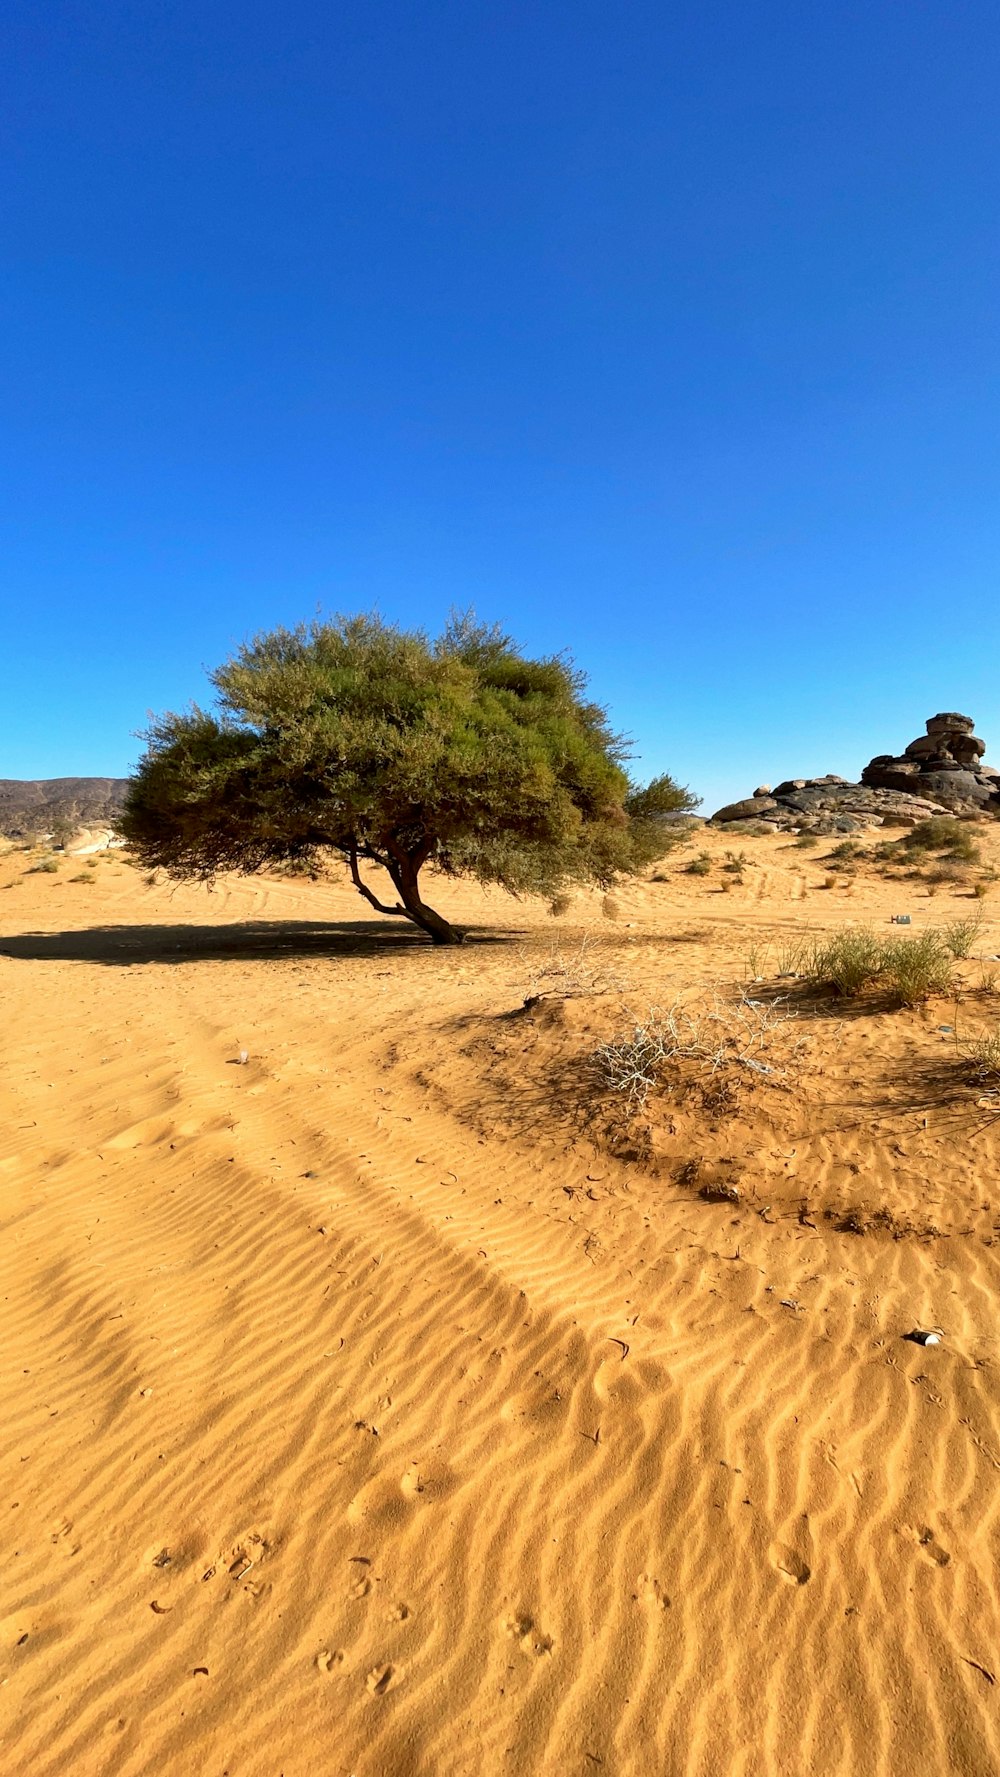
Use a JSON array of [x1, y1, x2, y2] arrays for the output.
[[861, 712, 998, 810], [0, 777, 128, 841], [712, 714, 1000, 833]]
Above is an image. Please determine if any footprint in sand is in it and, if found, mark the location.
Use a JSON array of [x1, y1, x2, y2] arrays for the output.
[[635, 1573, 671, 1611], [903, 1525, 951, 1567], [347, 1478, 410, 1534], [769, 1543, 811, 1586], [502, 1612, 553, 1657], [366, 1663, 396, 1694], [316, 1648, 345, 1674]]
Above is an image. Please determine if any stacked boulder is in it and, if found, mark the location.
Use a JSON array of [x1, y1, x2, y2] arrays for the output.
[[861, 712, 998, 811], [712, 713, 1000, 834]]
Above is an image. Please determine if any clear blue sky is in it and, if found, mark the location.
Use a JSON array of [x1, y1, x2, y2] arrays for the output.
[[3, 1, 999, 813]]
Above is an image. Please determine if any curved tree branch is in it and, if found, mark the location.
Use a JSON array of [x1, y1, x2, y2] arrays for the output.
[[348, 841, 408, 919]]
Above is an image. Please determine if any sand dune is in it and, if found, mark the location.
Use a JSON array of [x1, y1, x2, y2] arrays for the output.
[[2, 829, 1000, 1776]]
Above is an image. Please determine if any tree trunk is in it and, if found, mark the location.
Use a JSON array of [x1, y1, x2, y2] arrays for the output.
[[392, 853, 463, 945], [347, 840, 463, 945]]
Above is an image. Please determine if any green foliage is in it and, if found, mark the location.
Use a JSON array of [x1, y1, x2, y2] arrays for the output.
[[803, 927, 954, 1004], [941, 913, 983, 958], [686, 853, 713, 876], [742, 935, 811, 979], [794, 833, 819, 848], [722, 850, 747, 875], [120, 612, 697, 943], [826, 840, 863, 861], [966, 1025, 1000, 1079], [872, 839, 903, 866], [901, 819, 981, 863], [807, 930, 885, 995], [27, 858, 59, 874], [881, 933, 953, 1005], [873, 819, 982, 882]]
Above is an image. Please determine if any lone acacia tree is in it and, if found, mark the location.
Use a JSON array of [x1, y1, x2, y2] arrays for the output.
[[120, 613, 698, 944]]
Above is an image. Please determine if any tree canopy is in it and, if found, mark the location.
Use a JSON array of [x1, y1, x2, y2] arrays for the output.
[[120, 613, 698, 943]]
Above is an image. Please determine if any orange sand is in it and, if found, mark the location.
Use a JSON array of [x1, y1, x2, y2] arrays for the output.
[[2, 828, 1000, 1776]]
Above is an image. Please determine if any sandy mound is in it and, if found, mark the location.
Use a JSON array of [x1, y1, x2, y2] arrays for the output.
[[2, 827, 1000, 1775]]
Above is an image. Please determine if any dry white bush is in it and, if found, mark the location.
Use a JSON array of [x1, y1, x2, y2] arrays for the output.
[[521, 936, 631, 1003], [593, 989, 801, 1109]]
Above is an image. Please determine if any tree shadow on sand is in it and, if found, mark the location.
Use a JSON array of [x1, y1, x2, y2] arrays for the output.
[[0, 919, 523, 967]]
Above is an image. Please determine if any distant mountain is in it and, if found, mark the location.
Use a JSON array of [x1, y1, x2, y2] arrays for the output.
[[0, 777, 128, 839]]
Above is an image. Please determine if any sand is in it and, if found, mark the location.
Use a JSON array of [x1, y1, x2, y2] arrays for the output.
[[2, 828, 1000, 1776]]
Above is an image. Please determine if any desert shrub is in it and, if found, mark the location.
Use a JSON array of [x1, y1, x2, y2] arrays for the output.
[[743, 942, 766, 978], [964, 1025, 1000, 1080], [806, 930, 885, 995], [804, 928, 953, 1003], [873, 840, 904, 866], [722, 850, 747, 875], [941, 913, 983, 959], [593, 1019, 670, 1107], [601, 895, 620, 920], [875, 823, 982, 879], [822, 874, 837, 889], [926, 861, 969, 884], [974, 882, 989, 899], [27, 858, 59, 874], [827, 840, 863, 861], [524, 938, 630, 1002], [776, 938, 811, 974], [881, 933, 953, 1005], [548, 893, 573, 916], [902, 819, 981, 863], [593, 992, 798, 1110], [658, 815, 703, 836], [743, 935, 811, 980], [69, 872, 95, 884], [686, 854, 712, 876], [794, 833, 819, 848], [650, 870, 670, 883]]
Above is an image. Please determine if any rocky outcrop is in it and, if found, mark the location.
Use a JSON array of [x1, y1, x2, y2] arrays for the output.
[[712, 714, 1000, 832], [861, 713, 998, 811]]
